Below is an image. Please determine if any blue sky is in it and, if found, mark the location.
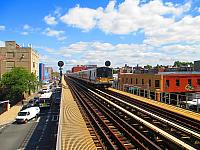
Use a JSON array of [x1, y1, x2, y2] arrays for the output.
[[1, 0, 200, 71]]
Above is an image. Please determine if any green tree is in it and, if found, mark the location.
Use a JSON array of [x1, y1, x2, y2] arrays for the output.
[[27, 73, 38, 94], [174, 61, 181, 67], [155, 64, 162, 69], [52, 72, 59, 79], [112, 69, 119, 74], [0, 67, 38, 99], [145, 64, 152, 69], [174, 61, 194, 67]]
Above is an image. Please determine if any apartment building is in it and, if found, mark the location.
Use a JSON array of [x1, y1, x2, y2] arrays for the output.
[[119, 72, 200, 101], [0, 41, 39, 77]]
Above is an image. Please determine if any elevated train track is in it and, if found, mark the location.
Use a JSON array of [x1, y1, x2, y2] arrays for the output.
[[103, 89, 200, 132], [65, 76, 200, 149], [67, 77, 160, 149], [96, 89, 200, 149]]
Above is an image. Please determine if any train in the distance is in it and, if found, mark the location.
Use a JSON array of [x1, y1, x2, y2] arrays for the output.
[[67, 66, 113, 88]]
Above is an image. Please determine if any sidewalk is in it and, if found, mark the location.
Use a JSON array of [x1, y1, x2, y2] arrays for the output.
[[0, 93, 38, 126]]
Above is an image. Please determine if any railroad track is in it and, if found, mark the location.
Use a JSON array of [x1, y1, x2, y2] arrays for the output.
[[67, 77, 160, 149], [95, 89, 200, 149], [66, 77, 200, 149], [103, 89, 200, 132]]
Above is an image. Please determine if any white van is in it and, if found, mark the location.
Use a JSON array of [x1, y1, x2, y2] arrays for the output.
[[16, 107, 40, 123]]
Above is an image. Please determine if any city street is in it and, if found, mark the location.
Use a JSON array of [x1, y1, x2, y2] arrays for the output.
[[0, 118, 37, 150], [0, 92, 60, 150]]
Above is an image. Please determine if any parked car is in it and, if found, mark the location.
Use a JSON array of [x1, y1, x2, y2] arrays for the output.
[[34, 96, 39, 100], [16, 107, 40, 123], [28, 99, 35, 106], [28, 98, 39, 107], [42, 88, 50, 93], [38, 91, 45, 94], [187, 99, 200, 107], [181, 99, 200, 108]]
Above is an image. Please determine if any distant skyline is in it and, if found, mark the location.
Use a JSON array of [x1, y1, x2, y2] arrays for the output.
[[1, 0, 200, 71]]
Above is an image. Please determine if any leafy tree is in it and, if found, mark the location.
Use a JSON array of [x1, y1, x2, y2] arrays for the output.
[[52, 72, 59, 79], [145, 64, 152, 69], [155, 64, 162, 69], [112, 69, 119, 74], [27, 73, 38, 94], [173, 61, 194, 67], [174, 61, 181, 67], [0, 67, 38, 99]]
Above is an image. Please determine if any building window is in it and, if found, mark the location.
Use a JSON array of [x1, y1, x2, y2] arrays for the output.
[[142, 79, 144, 85], [33, 62, 35, 68], [166, 80, 170, 87], [6, 61, 15, 71], [188, 79, 192, 86], [149, 80, 151, 87], [155, 80, 160, 88], [136, 78, 138, 84], [176, 79, 180, 86], [126, 78, 128, 83], [130, 78, 132, 84], [197, 79, 200, 85], [6, 52, 15, 58]]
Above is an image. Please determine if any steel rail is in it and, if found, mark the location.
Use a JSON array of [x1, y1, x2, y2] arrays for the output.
[[105, 90, 200, 132], [67, 79, 118, 149], [67, 77, 199, 149], [77, 84, 162, 149], [68, 77, 161, 149], [98, 90, 200, 137], [88, 89, 197, 150], [96, 89, 200, 149], [70, 78, 179, 149], [65, 79, 105, 150]]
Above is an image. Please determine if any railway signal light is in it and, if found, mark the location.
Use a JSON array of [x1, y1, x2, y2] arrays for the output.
[[58, 61, 64, 83], [105, 60, 111, 67], [58, 61, 64, 67]]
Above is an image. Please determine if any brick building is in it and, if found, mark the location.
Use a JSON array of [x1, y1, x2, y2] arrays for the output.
[[0, 41, 39, 78], [72, 65, 86, 73], [45, 67, 53, 81], [119, 72, 200, 101]]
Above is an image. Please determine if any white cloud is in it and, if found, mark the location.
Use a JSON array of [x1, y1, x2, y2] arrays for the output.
[[44, 15, 58, 25], [40, 0, 199, 69], [60, 5, 102, 31], [54, 7, 61, 17], [55, 41, 163, 68], [0, 41, 5, 47], [198, 7, 200, 13], [0, 25, 5, 31], [37, 40, 200, 70], [21, 24, 39, 35], [23, 24, 31, 30], [144, 15, 200, 46], [34, 45, 55, 53], [43, 28, 66, 41], [59, 0, 195, 46], [21, 31, 28, 35], [60, 0, 191, 34]]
